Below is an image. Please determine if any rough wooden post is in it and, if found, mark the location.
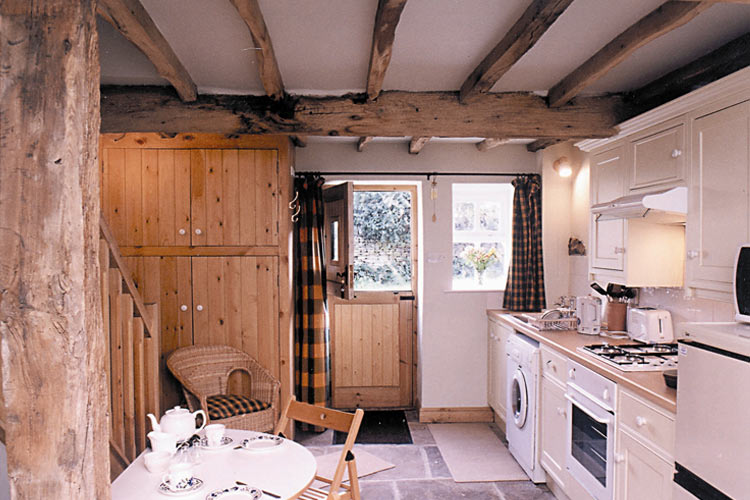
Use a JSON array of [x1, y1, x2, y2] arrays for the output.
[[0, 1, 109, 498]]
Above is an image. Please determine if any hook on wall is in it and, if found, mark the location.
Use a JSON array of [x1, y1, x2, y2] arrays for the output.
[[291, 204, 301, 223], [290, 190, 300, 222]]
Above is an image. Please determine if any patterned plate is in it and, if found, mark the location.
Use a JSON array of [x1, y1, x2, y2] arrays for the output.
[[239, 434, 284, 451], [198, 435, 234, 450], [157, 476, 204, 496], [205, 485, 262, 499]]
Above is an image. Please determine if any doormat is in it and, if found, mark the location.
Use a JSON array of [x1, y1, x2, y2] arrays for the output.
[[333, 410, 413, 445], [428, 423, 528, 482]]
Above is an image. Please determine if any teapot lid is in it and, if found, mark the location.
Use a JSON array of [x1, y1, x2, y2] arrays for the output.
[[165, 405, 190, 415]]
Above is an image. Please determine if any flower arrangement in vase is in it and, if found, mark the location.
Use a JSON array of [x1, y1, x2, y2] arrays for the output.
[[461, 246, 498, 285]]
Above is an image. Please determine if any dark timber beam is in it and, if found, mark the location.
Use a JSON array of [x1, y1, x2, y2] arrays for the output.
[[527, 138, 566, 152], [101, 86, 626, 140], [547, 1, 712, 107], [366, 0, 409, 100], [476, 138, 512, 152], [357, 136, 375, 151], [1, 0, 109, 497], [98, 0, 197, 101], [229, 0, 285, 100], [460, 0, 574, 103], [290, 135, 307, 148], [409, 136, 431, 154], [625, 31, 750, 118]]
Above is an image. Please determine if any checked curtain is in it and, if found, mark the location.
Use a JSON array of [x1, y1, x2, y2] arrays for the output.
[[293, 174, 331, 411], [503, 174, 546, 312]]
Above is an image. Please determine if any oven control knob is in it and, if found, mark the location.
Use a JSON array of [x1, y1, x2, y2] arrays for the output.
[[568, 369, 575, 379], [615, 453, 625, 464], [636, 416, 647, 427], [603, 389, 610, 401]]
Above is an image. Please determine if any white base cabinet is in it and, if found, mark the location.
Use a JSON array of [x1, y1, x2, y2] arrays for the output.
[[540, 377, 568, 489], [488, 318, 512, 429]]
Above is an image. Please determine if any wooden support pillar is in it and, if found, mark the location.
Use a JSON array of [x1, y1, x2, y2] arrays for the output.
[[0, 1, 109, 498]]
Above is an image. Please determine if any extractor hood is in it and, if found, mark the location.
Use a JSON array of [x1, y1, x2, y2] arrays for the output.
[[591, 186, 687, 224]]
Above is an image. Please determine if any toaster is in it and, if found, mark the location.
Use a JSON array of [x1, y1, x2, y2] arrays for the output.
[[627, 307, 674, 343]]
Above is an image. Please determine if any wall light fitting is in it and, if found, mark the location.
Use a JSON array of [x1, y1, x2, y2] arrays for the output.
[[553, 156, 572, 177]]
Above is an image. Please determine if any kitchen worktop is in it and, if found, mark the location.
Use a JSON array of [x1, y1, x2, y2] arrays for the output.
[[488, 310, 677, 413]]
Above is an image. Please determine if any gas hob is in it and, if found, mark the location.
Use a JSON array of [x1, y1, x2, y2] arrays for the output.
[[578, 343, 678, 372]]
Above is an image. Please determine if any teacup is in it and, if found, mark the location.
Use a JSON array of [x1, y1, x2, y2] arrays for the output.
[[148, 431, 177, 454], [162, 461, 193, 490], [205, 423, 226, 447], [143, 451, 171, 474]]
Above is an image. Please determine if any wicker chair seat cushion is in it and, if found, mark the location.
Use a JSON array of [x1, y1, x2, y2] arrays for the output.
[[207, 394, 271, 420]]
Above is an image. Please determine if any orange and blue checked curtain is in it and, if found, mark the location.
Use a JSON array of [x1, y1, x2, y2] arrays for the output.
[[503, 175, 546, 312], [293, 174, 331, 415]]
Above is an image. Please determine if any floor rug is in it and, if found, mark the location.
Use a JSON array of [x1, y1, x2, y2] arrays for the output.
[[314, 448, 395, 484], [333, 410, 413, 445], [428, 423, 528, 482]]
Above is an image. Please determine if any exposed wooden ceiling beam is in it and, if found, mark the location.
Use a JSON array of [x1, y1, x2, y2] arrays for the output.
[[683, 0, 750, 3], [625, 31, 750, 118], [527, 138, 566, 152], [100, 86, 626, 140], [357, 136, 374, 152], [289, 135, 307, 148], [229, 0, 285, 100], [409, 137, 431, 154], [460, 0, 574, 103], [366, 0, 409, 100], [476, 138, 512, 152], [97, 0, 197, 102], [547, 1, 712, 107]]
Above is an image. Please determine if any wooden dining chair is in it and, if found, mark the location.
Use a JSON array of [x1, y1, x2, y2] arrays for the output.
[[274, 396, 364, 500]]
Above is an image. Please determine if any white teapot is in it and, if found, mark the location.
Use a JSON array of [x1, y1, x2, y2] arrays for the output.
[[147, 406, 206, 442]]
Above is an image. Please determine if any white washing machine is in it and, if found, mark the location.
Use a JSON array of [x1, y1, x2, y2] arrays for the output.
[[506, 332, 546, 483]]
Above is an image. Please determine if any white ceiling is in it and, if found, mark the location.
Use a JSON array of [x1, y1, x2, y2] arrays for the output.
[[98, 0, 750, 141]]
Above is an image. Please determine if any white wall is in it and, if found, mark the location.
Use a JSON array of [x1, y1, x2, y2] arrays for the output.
[[0, 442, 8, 500], [296, 140, 539, 408]]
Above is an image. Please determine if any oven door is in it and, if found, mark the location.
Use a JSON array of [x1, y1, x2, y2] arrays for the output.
[[565, 384, 614, 500]]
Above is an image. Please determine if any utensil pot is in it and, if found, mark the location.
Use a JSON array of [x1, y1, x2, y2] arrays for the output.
[[605, 302, 627, 332]]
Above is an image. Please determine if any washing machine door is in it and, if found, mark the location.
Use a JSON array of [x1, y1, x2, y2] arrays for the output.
[[511, 368, 529, 428]]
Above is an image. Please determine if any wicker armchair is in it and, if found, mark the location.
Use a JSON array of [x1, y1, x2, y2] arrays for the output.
[[166, 345, 280, 432]]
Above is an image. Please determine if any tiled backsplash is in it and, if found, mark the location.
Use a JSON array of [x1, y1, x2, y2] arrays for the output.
[[568, 255, 735, 326]]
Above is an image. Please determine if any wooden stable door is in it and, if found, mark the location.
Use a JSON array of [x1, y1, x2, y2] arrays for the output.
[[102, 148, 278, 247]]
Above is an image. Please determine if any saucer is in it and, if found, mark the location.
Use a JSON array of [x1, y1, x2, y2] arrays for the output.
[[205, 485, 262, 499], [198, 435, 234, 450], [157, 476, 204, 496], [239, 433, 283, 451]]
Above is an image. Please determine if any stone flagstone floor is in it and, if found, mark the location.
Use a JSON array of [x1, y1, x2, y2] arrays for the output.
[[295, 411, 556, 500]]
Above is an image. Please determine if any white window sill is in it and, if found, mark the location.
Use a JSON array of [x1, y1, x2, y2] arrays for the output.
[[445, 289, 505, 293]]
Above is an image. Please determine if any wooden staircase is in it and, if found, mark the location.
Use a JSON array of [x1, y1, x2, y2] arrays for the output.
[[100, 216, 161, 479]]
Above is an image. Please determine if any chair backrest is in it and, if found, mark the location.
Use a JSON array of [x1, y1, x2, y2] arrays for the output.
[[167, 345, 258, 397], [274, 396, 364, 496]]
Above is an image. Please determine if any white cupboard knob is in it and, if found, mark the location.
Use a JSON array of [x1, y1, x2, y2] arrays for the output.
[[603, 389, 610, 401], [568, 369, 575, 379], [556, 407, 566, 417], [178, 228, 186, 235], [196, 304, 204, 311], [614, 247, 626, 254], [615, 453, 625, 464], [635, 416, 647, 427], [687, 250, 700, 259], [671, 149, 682, 158], [195, 228, 202, 235], [180, 305, 188, 312]]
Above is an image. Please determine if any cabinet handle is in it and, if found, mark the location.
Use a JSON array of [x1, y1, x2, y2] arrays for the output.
[[687, 250, 700, 259], [635, 416, 647, 427], [195, 228, 202, 235], [603, 389, 610, 401], [556, 407, 566, 417], [546, 360, 557, 372], [180, 305, 188, 312], [613, 247, 626, 254], [671, 149, 682, 159], [178, 228, 186, 235], [568, 368, 575, 379], [196, 304, 204, 312], [615, 453, 625, 464]]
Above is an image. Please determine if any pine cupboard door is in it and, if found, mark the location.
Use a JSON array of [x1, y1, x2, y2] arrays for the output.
[[101, 148, 191, 247], [123, 256, 193, 411], [590, 143, 627, 272], [190, 150, 279, 247], [687, 99, 750, 295], [191, 256, 279, 379]]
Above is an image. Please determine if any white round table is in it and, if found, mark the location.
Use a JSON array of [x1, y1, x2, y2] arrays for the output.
[[112, 429, 317, 500]]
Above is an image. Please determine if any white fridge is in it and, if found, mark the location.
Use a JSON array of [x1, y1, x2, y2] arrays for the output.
[[674, 322, 750, 500]]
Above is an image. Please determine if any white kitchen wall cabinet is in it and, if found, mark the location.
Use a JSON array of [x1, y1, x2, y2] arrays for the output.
[[686, 96, 750, 298], [590, 142, 627, 273], [629, 116, 686, 192], [487, 318, 512, 430], [615, 389, 675, 500]]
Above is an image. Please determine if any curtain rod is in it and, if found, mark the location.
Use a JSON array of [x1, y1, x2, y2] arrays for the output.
[[297, 171, 537, 179]]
